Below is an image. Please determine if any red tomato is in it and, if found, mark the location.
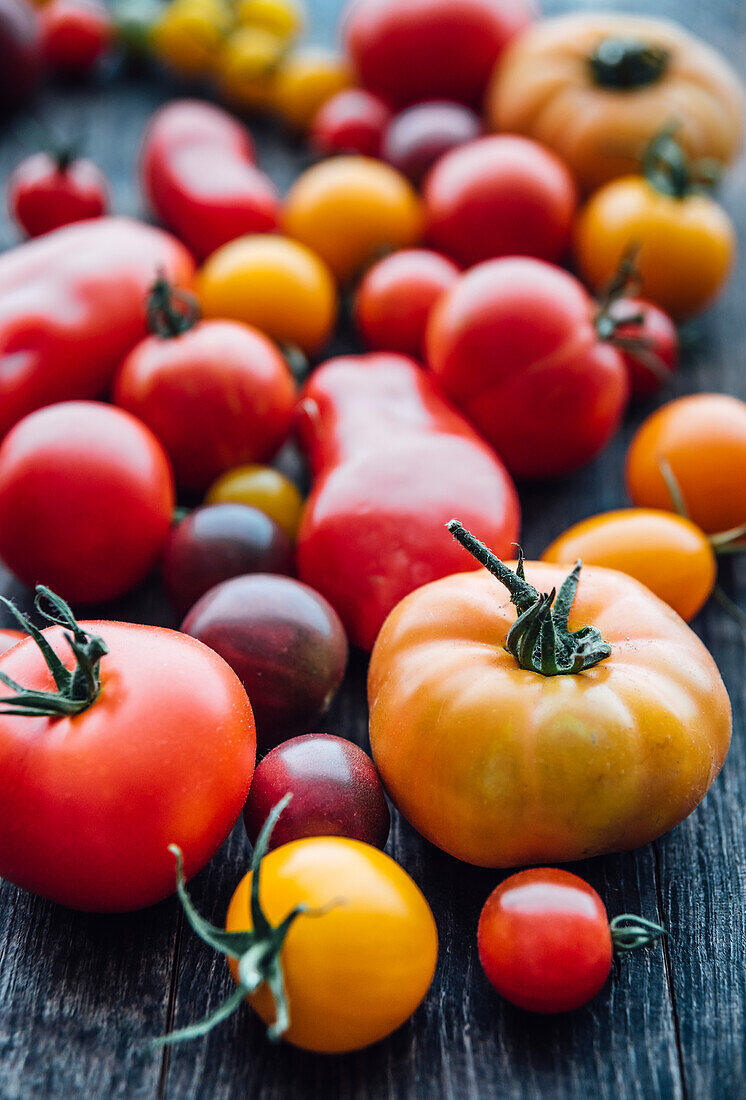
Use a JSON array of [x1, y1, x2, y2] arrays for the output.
[[39, 0, 111, 74], [354, 248, 460, 358], [0, 628, 24, 655], [0, 401, 175, 604], [7, 151, 109, 238], [424, 135, 577, 267], [604, 297, 679, 399], [0, 0, 43, 111], [343, 0, 534, 108], [426, 257, 629, 478], [310, 89, 391, 158], [382, 100, 482, 186]]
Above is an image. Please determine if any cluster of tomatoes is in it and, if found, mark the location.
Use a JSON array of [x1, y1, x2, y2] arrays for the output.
[[0, 0, 744, 1061]]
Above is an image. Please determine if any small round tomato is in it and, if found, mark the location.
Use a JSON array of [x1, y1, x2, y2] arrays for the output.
[[243, 733, 390, 849], [542, 509, 716, 621], [197, 234, 337, 355], [217, 26, 284, 112], [381, 100, 481, 186], [0, 0, 43, 112], [0, 401, 174, 604], [0, 628, 24, 655], [626, 393, 746, 535], [310, 89, 391, 158], [424, 135, 578, 267], [235, 0, 303, 40], [355, 248, 459, 359], [271, 47, 354, 131], [603, 296, 679, 399], [206, 464, 304, 539], [39, 0, 111, 74], [7, 150, 109, 237], [282, 156, 423, 283], [149, 0, 230, 77], [182, 573, 348, 750]]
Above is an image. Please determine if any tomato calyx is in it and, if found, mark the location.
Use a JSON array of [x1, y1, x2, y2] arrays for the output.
[[0, 586, 108, 718], [588, 37, 669, 90], [610, 914, 667, 951], [447, 520, 611, 675], [146, 273, 200, 339], [642, 128, 722, 200]]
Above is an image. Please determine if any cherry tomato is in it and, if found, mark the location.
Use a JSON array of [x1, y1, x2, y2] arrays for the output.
[[542, 508, 716, 621], [354, 248, 459, 359], [216, 26, 284, 112], [206, 464, 304, 539], [626, 393, 746, 535], [0, 401, 175, 604], [235, 0, 303, 40], [0, 0, 43, 112], [343, 0, 533, 108], [272, 47, 354, 131], [39, 0, 111, 74], [282, 156, 423, 283], [7, 151, 109, 237], [197, 234, 337, 355], [182, 573, 348, 750], [0, 628, 24, 655], [163, 503, 294, 616], [424, 135, 577, 267], [310, 89, 391, 158], [149, 0, 230, 77], [243, 733, 390, 849], [604, 296, 679, 399], [381, 100, 481, 186]]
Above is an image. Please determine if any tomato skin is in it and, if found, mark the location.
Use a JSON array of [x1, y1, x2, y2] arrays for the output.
[[626, 394, 746, 534], [542, 509, 716, 621], [0, 628, 24, 655], [7, 152, 109, 237], [426, 257, 629, 479], [354, 249, 460, 359], [140, 99, 280, 260], [381, 100, 481, 186], [343, 0, 533, 108], [424, 136, 578, 267], [0, 401, 175, 604], [478, 869, 612, 1014], [226, 836, 438, 1051], [0, 621, 255, 911], [311, 89, 391, 158], [272, 47, 354, 131], [607, 296, 679, 399], [206, 464, 304, 539], [39, 0, 111, 74]]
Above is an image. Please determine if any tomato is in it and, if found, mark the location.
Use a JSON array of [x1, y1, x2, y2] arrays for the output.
[[542, 508, 716, 621], [243, 733, 390, 849], [0, 591, 255, 911], [0, 401, 174, 604], [424, 135, 577, 267], [271, 47, 354, 131], [149, 0, 230, 77], [343, 0, 533, 108], [426, 257, 629, 479], [282, 156, 423, 283], [39, 0, 111, 74], [0, 628, 24, 655], [235, 0, 303, 40], [626, 393, 746, 535], [310, 89, 391, 158], [354, 248, 459, 359], [381, 100, 481, 186], [7, 150, 109, 237], [368, 522, 731, 867], [604, 296, 679, 399], [206, 464, 304, 539], [0, 0, 42, 111], [197, 234, 337, 355]]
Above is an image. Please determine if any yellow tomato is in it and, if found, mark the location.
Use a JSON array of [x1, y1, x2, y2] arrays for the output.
[[282, 156, 424, 283], [149, 0, 230, 76], [206, 464, 304, 538], [217, 26, 285, 111], [197, 234, 337, 354], [542, 509, 716, 621], [235, 0, 304, 41], [271, 47, 354, 131], [226, 837, 438, 1052]]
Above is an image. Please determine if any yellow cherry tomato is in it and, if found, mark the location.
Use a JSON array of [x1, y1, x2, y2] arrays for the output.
[[226, 837, 438, 1052], [206, 464, 304, 538], [197, 234, 337, 354], [217, 26, 285, 111], [149, 0, 230, 76], [235, 0, 304, 41], [542, 509, 716, 622], [271, 47, 354, 131], [282, 156, 424, 283]]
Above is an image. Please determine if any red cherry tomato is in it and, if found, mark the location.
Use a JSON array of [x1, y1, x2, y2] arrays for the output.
[[0, 0, 43, 111], [39, 0, 112, 75], [343, 0, 533, 108], [0, 628, 24, 655], [243, 733, 390, 850], [382, 100, 481, 186], [355, 248, 460, 359], [424, 135, 577, 267], [7, 151, 109, 238], [605, 297, 679, 399], [0, 401, 175, 604], [310, 89, 391, 158]]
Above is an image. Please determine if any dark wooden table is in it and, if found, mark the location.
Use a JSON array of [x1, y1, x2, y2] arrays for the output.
[[1, 1, 744, 1097]]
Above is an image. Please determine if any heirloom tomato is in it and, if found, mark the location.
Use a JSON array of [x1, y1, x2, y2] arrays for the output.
[[206, 464, 303, 540], [7, 150, 109, 237]]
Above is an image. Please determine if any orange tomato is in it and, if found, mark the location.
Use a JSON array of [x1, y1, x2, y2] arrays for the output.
[[542, 509, 716, 621], [626, 393, 746, 535]]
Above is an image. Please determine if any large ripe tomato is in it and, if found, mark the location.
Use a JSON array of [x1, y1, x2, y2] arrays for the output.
[[0, 401, 174, 604], [426, 257, 629, 478], [7, 151, 109, 238], [342, 0, 534, 108], [0, 627, 24, 655]]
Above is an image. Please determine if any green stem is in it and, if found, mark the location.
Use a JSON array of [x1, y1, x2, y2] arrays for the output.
[[642, 127, 722, 200], [610, 914, 667, 952], [147, 273, 200, 339], [588, 37, 669, 89]]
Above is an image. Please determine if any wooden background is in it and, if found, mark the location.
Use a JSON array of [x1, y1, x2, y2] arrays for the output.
[[0, 1, 744, 1097]]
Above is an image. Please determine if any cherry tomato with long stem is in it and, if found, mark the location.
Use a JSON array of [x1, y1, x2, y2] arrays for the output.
[[39, 0, 112, 75], [7, 149, 109, 238], [382, 100, 481, 186], [310, 89, 391, 158], [206, 465, 304, 540]]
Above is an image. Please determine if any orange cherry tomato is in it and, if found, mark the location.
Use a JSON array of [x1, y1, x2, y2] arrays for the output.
[[206, 464, 303, 539], [542, 508, 716, 621], [626, 393, 746, 535]]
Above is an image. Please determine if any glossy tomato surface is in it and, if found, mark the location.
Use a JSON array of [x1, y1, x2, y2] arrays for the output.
[[310, 89, 391, 158], [382, 101, 481, 186], [7, 152, 109, 237], [606, 297, 679, 399], [39, 0, 111, 74], [0, 627, 24, 655]]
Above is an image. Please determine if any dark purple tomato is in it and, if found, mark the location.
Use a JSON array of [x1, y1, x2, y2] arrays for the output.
[[0, 0, 42, 112], [163, 503, 294, 616], [181, 573, 349, 751], [382, 100, 481, 186], [243, 733, 390, 850]]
